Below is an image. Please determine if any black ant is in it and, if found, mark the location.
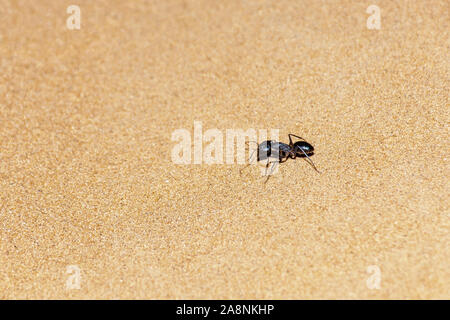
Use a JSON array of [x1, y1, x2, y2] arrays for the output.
[[240, 134, 320, 183]]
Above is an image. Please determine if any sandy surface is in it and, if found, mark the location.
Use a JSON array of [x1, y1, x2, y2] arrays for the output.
[[0, 0, 449, 299]]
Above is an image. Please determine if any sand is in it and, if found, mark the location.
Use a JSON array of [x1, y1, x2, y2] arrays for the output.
[[0, 0, 448, 299]]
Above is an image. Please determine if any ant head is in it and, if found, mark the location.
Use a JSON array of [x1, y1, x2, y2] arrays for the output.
[[293, 141, 314, 156]]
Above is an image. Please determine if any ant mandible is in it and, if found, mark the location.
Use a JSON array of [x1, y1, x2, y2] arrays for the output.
[[240, 134, 320, 183]]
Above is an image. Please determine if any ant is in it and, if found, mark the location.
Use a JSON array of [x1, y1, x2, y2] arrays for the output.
[[240, 134, 320, 183]]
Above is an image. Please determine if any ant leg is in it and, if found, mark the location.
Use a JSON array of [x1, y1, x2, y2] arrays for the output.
[[263, 154, 289, 183], [288, 134, 306, 145], [267, 160, 279, 176], [264, 158, 272, 176], [279, 155, 289, 163], [245, 141, 259, 161], [245, 141, 259, 153], [239, 149, 257, 174], [296, 148, 320, 173], [264, 156, 284, 176], [264, 161, 279, 184], [264, 155, 288, 176]]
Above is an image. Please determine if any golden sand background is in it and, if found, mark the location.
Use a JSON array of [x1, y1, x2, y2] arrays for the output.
[[0, 0, 448, 299]]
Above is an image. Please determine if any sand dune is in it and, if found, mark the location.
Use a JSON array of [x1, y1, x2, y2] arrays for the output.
[[0, 0, 448, 299]]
